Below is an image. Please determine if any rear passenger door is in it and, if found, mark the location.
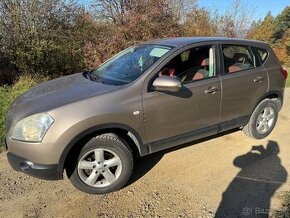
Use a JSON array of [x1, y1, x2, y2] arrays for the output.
[[219, 43, 268, 131]]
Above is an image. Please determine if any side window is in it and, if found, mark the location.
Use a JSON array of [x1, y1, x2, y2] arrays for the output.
[[222, 45, 254, 74], [257, 48, 268, 65], [158, 45, 216, 83]]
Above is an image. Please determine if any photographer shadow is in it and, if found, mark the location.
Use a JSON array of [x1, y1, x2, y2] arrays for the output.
[[215, 140, 287, 217]]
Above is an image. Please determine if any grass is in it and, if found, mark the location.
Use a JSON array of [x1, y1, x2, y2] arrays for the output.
[[286, 77, 290, 88], [0, 85, 10, 149], [285, 65, 290, 88], [0, 75, 46, 150]]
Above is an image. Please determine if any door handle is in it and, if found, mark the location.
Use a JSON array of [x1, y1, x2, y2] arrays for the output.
[[205, 86, 220, 94], [254, 77, 263, 83]]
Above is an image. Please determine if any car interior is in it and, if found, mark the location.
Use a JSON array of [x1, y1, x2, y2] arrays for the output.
[[158, 45, 256, 82], [158, 46, 215, 83], [222, 45, 255, 73]]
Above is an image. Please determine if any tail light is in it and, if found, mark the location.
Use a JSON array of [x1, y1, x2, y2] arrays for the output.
[[281, 67, 288, 80]]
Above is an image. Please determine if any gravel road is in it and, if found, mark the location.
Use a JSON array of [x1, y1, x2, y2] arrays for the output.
[[1, 89, 290, 218]]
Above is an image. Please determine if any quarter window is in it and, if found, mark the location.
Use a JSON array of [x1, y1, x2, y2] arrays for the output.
[[222, 45, 254, 74], [257, 48, 268, 64]]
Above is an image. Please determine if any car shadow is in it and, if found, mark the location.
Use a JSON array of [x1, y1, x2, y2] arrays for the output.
[[126, 128, 239, 187], [160, 86, 193, 98], [215, 140, 287, 217]]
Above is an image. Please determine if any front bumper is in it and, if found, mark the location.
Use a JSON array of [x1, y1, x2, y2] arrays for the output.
[[7, 152, 62, 180]]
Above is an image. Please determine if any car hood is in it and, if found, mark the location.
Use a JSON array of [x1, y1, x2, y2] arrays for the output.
[[9, 73, 120, 120]]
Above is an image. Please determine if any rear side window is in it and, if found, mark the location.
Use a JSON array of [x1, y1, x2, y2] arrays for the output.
[[256, 48, 268, 65], [250, 47, 269, 67], [222, 45, 254, 74]]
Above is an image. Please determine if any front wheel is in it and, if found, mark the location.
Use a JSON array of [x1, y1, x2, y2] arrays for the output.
[[243, 99, 279, 139], [68, 134, 133, 194]]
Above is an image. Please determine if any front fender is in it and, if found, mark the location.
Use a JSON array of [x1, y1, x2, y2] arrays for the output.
[[56, 123, 146, 179]]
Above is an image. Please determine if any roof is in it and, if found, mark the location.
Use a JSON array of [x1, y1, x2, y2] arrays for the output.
[[144, 37, 267, 48]]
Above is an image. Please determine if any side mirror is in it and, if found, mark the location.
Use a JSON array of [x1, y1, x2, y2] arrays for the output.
[[152, 76, 182, 93]]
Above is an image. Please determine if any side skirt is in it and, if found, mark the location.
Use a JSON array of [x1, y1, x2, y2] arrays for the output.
[[147, 124, 218, 154], [145, 115, 249, 155]]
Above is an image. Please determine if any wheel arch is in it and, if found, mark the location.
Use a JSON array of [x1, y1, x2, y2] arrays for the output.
[[253, 90, 283, 113], [56, 123, 147, 179]]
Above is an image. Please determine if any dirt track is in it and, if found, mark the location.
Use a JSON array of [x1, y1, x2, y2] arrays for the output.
[[1, 89, 290, 218]]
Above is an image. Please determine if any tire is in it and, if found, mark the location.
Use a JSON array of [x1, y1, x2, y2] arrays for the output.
[[68, 133, 133, 194], [243, 99, 278, 139]]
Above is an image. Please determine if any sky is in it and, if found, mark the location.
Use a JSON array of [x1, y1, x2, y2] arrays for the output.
[[79, 0, 289, 21], [197, 0, 289, 20]]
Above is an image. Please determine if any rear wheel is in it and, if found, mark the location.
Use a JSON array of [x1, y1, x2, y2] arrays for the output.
[[68, 134, 133, 194], [243, 99, 278, 139]]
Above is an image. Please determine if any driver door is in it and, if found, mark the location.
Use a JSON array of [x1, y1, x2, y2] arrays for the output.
[[142, 44, 222, 152]]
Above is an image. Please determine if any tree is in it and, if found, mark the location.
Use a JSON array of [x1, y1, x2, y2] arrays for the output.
[[247, 12, 275, 42], [184, 7, 218, 37], [216, 0, 254, 38], [84, 0, 182, 68], [271, 7, 290, 64], [0, 0, 86, 83], [283, 29, 290, 58], [272, 6, 290, 43], [273, 29, 290, 65]]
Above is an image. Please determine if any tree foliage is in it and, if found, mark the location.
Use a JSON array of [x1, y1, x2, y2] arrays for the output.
[[84, 0, 182, 67], [272, 7, 290, 43], [0, 0, 86, 83], [0, 0, 289, 85], [184, 7, 218, 37], [247, 7, 290, 64], [247, 13, 275, 42], [217, 0, 253, 38]]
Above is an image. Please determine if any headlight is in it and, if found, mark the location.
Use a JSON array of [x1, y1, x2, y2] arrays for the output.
[[11, 113, 54, 142]]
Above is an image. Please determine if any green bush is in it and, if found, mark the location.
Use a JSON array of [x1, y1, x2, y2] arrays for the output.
[[287, 76, 290, 87], [0, 85, 9, 150], [0, 75, 45, 149], [0, 0, 86, 85]]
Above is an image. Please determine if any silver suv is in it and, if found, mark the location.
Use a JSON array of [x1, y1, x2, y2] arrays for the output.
[[6, 37, 287, 194]]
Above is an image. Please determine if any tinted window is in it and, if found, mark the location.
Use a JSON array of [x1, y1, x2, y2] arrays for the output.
[[158, 45, 216, 83], [222, 45, 254, 73]]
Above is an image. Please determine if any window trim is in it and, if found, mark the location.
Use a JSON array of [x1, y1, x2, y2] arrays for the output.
[[182, 73, 219, 85], [248, 46, 257, 68], [251, 46, 263, 67]]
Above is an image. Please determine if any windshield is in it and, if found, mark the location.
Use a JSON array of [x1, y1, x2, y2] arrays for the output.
[[91, 44, 172, 85]]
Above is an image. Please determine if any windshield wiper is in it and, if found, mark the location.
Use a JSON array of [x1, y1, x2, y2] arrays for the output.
[[88, 72, 104, 84]]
